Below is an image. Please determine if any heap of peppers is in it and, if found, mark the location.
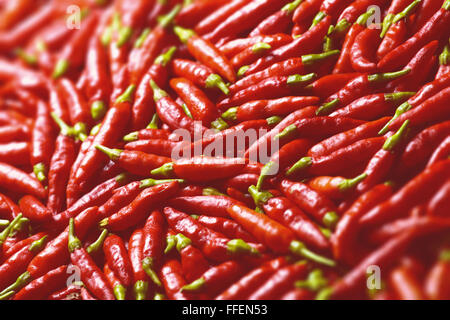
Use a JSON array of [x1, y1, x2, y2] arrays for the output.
[[0, 0, 449, 301]]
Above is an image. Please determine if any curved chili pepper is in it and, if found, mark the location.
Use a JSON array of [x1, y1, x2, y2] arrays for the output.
[[48, 285, 81, 300], [378, 1, 450, 71], [3, 232, 46, 260], [18, 195, 51, 224], [245, 16, 332, 75], [103, 263, 126, 301], [68, 218, 115, 300], [379, 0, 412, 37], [100, 181, 180, 232], [424, 249, 450, 300], [177, 0, 229, 28], [0, 141, 29, 166], [164, 206, 259, 262], [128, 228, 148, 300], [220, 34, 292, 59], [350, 28, 380, 73], [436, 42, 450, 80], [377, 19, 408, 60], [427, 136, 450, 168], [103, 234, 133, 288], [13, 265, 67, 300], [360, 159, 450, 228], [0, 162, 46, 199], [316, 69, 411, 115], [197, 215, 256, 243], [160, 259, 198, 300], [218, 73, 316, 109], [124, 139, 180, 158], [169, 195, 242, 218], [123, 128, 171, 143], [182, 260, 246, 298]]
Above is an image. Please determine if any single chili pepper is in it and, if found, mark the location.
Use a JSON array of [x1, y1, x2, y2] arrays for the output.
[[360, 159, 450, 228], [0, 214, 23, 251], [205, 0, 288, 43], [396, 120, 450, 178], [52, 12, 99, 79], [413, 0, 444, 33], [377, 19, 408, 60], [387, 86, 450, 132], [436, 42, 450, 80], [427, 136, 450, 168], [131, 46, 177, 131], [103, 263, 126, 301], [197, 215, 256, 243], [176, 0, 229, 28], [424, 249, 450, 300], [13, 265, 68, 300], [100, 181, 180, 232], [0, 194, 20, 220], [1, 216, 30, 255], [48, 285, 81, 300], [306, 173, 368, 200], [248, 262, 308, 300], [128, 228, 148, 300], [53, 174, 128, 231], [218, 73, 317, 109], [103, 234, 133, 288], [141, 210, 165, 288], [387, 40, 439, 92], [124, 139, 181, 158], [245, 16, 332, 75], [182, 260, 246, 298], [195, 0, 249, 35], [96, 145, 171, 176], [123, 128, 171, 143], [0, 141, 29, 166], [249, 187, 330, 251], [231, 51, 339, 93], [357, 121, 410, 193], [169, 195, 243, 218], [316, 69, 411, 115], [303, 73, 362, 100], [329, 92, 414, 120], [350, 27, 381, 73], [164, 206, 259, 262], [85, 35, 110, 122], [152, 156, 247, 182], [174, 26, 236, 83], [227, 204, 334, 266], [68, 218, 115, 300], [47, 113, 77, 214], [249, 0, 302, 36], [378, 1, 450, 71], [18, 195, 51, 224], [3, 232, 46, 260], [231, 42, 274, 70], [160, 259, 198, 300], [222, 174, 260, 194], [170, 77, 219, 126], [0, 125, 30, 143], [380, 0, 413, 37], [67, 85, 136, 203], [171, 59, 230, 95], [0, 235, 47, 294], [0, 162, 46, 199]]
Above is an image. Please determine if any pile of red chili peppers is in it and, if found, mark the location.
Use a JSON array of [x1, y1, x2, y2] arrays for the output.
[[0, 0, 448, 301]]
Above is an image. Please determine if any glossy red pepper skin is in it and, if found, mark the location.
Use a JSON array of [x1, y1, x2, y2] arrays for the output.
[[103, 234, 133, 287], [170, 77, 218, 126], [220, 34, 292, 59], [389, 264, 426, 300], [0, 142, 29, 166], [361, 159, 450, 228], [377, 19, 407, 60], [18, 195, 51, 224], [245, 16, 331, 74], [427, 136, 450, 168], [0, 162, 46, 199], [13, 265, 67, 300], [27, 207, 98, 279], [48, 285, 81, 300], [197, 216, 256, 243], [102, 182, 179, 232], [128, 229, 148, 300], [142, 210, 165, 278], [0, 125, 30, 143], [177, 0, 229, 28], [160, 259, 197, 300], [59, 78, 92, 128], [350, 28, 380, 73], [125, 139, 181, 158], [169, 196, 243, 218], [4, 232, 47, 260], [424, 251, 450, 300], [248, 262, 308, 300], [378, 4, 450, 71], [195, 0, 248, 35]]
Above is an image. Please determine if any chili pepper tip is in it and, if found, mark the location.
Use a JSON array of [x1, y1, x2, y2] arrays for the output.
[[113, 285, 127, 300]]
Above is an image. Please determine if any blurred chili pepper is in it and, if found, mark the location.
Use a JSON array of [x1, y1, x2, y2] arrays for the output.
[[427, 136, 450, 168], [160, 259, 198, 300], [220, 34, 292, 58], [424, 249, 450, 300], [169, 195, 243, 218], [176, 0, 229, 28]]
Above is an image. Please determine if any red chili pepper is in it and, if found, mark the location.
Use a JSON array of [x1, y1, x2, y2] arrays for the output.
[[350, 28, 381, 73], [3, 232, 46, 260], [170, 77, 219, 126], [182, 260, 246, 298], [171, 59, 230, 95], [177, 0, 229, 28], [377, 20, 408, 60], [131, 46, 177, 131], [128, 228, 148, 300], [0, 162, 46, 199], [103, 234, 133, 288], [436, 42, 450, 80], [67, 85, 135, 203], [380, 0, 413, 36], [48, 285, 81, 300], [123, 128, 171, 143], [360, 159, 450, 228], [159, 259, 198, 300], [220, 34, 292, 59], [218, 73, 316, 109], [427, 136, 450, 168], [68, 218, 115, 300], [123, 139, 180, 158], [245, 15, 332, 75], [248, 262, 308, 300], [0, 125, 30, 143], [0, 142, 29, 166], [164, 206, 258, 262], [52, 12, 99, 79], [103, 263, 126, 300], [378, 1, 450, 71], [389, 263, 426, 300], [100, 181, 180, 232], [205, 0, 288, 43], [169, 195, 243, 218], [80, 287, 97, 300], [18, 195, 51, 224], [424, 249, 450, 300], [197, 215, 256, 243], [13, 265, 68, 300]]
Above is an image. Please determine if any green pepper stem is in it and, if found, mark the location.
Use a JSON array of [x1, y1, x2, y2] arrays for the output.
[[175, 233, 192, 252], [123, 131, 139, 142], [310, 11, 326, 29], [52, 59, 69, 79], [33, 163, 47, 183], [181, 278, 205, 292], [117, 26, 132, 47], [439, 44, 449, 66], [252, 42, 271, 54], [134, 28, 151, 48], [68, 218, 82, 253], [147, 113, 160, 129], [248, 185, 273, 207], [383, 120, 410, 151], [287, 73, 317, 86], [392, 0, 421, 25], [95, 145, 122, 161], [134, 280, 148, 300], [275, 124, 298, 140], [154, 293, 166, 300], [116, 84, 136, 104], [140, 178, 184, 189], [323, 211, 339, 229], [221, 107, 238, 121], [380, 13, 395, 38], [384, 91, 416, 102], [202, 187, 226, 196], [181, 103, 193, 119], [0, 271, 31, 297], [282, 0, 303, 14], [158, 5, 182, 29], [367, 69, 411, 82], [205, 73, 230, 95], [91, 101, 107, 121], [29, 235, 48, 253], [338, 173, 368, 192], [150, 80, 168, 102], [286, 157, 312, 176], [237, 66, 250, 78], [142, 257, 162, 287], [154, 46, 177, 67], [316, 98, 340, 115], [295, 269, 328, 292], [86, 229, 109, 254], [378, 101, 412, 135], [150, 162, 174, 177], [174, 25, 196, 44], [266, 116, 282, 126], [227, 239, 260, 256], [211, 118, 229, 131], [302, 50, 340, 66], [289, 241, 336, 267], [0, 214, 22, 244]]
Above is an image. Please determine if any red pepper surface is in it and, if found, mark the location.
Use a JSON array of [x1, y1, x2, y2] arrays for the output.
[[18, 195, 51, 224], [176, 0, 230, 28], [197, 215, 256, 243], [219, 34, 292, 58], [160, 259, 198, 300], [104, 263, 126, 301], [128, 229, 148, 300], [100, 181, 180, 232], [169, 195, 243, 218], [0, 162, 46, 199], [3, 232, 47, 260], [124, 139, 181, 158], [350, 28, 380, 73], [142, 210, 165, 288], [424, 250, 450, 300], [103, 234, 133, 288], [427, 136, 450, 168], [68, 218, 115, 300]]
